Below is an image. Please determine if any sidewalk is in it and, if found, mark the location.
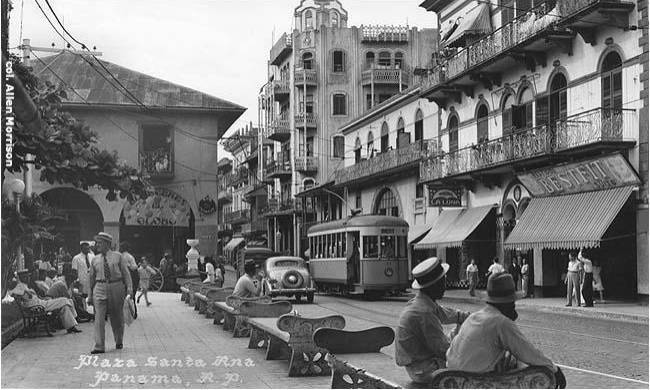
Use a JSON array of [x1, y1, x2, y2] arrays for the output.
[[1, 292, 330, 388], [390, 288, 649, 324]]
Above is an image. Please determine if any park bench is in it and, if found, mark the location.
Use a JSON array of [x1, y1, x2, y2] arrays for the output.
[[242, 301, 294, 349], [180, 281, 203, 305], [246, 313, 345, 377], [195, 287, 233, 315], [212, 296, 272, 334], [313, 327, 556, 389], [192, 283, 221, 311], [17, 301, 60, 338]]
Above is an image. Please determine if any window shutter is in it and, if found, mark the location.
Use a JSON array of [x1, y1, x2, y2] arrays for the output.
[[512, 104, 524, 129], [525, 101, 534, 128], [535, 96, 549, 128], [502, 108, 513, 134]]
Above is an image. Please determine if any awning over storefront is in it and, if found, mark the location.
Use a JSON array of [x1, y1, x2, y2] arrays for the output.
[[436, 205, 495, 248], [505, 186, 635, 250], [223, 237, 245, 255], [414, 209, 464, 250], [442, 3, 492, 47], [408, 225, 433, 245]]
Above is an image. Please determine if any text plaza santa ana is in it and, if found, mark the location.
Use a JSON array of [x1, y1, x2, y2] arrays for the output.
[[0, 0, 648, 389]]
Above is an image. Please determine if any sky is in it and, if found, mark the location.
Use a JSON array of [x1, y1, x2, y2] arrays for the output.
[[8, 0, 435, 141]]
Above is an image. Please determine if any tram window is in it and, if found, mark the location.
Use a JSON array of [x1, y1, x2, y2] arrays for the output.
[[317, 236, 322, 258], [380, 236, 396, 258], [342, 235, 347, 256], [397, 236, 407, 257], [363, 236, 379, 258]]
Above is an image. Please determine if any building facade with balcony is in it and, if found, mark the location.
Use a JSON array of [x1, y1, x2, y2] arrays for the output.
[[330, 87, 441, 274], [27, 51, 245, 264], [258, 0, 438, 256], [418, 0, 646, 298]]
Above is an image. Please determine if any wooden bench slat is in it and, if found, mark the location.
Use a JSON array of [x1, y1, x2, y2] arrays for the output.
[[313, 327, 394, 354]]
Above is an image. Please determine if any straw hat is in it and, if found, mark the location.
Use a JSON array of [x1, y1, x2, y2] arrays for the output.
[[411, 257, 449, 289]]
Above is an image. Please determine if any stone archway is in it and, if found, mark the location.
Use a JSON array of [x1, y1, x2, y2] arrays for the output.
[[372, 186, 402, 217]]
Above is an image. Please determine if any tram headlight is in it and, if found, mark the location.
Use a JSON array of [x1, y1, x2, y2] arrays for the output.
[[384, 267, 394, 277]]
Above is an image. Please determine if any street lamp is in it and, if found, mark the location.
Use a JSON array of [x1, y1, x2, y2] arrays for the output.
[[3, 178, 26, 270]]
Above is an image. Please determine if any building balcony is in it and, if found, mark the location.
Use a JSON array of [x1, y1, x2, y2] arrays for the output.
[[242, 218, 267, 234], [140, 148, 173, 179], [266, 158, 292, 180], [294, 113, 317, 129], [263, 198, 300, 217], [224, 209, 250, 225], [420, 0, 635, 106], [361, 67, 409, 86], [294, 67, 318, 87], [334, 139, 437, 187], [217, 187, 232, 204], [231, 166, 249, 186], [361, 25, 409, 43], [272, 79, 290, 101], [295, 156, 318, 173], [244, 144, 259, 165], [268, 117, 292, 142], [270, 32, 293, 66], [420, 107, 637, 183]]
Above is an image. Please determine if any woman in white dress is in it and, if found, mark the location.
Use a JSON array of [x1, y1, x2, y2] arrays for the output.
[[592, 259, 605, 302]]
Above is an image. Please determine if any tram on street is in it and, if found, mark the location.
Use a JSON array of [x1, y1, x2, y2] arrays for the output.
[[307, 214, 410, 298]]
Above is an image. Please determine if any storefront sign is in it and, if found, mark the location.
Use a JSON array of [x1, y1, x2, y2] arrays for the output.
[[517, 154, 640, 197], [123, 188, 191, 227], [428, 187, 462, 207]]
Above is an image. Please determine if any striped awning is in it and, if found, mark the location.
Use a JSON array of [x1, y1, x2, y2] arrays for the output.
[[408, 225, 433, 245], [436, 205, 495, 248], [414, 209, 464, 250], [505, 186, 635, 250], [442, 3, 492, 48]]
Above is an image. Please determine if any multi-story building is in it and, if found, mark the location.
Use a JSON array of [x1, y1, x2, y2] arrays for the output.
[[333, 87, 441, 273], [26, 50, 245, 264], [258, 0, 438, 256], [416, 0, 646, 299], [216, 157, 234, 257]]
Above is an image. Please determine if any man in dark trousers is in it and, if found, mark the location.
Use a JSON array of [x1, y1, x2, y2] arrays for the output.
[[578, 248, 594, 307], [509, 258, 521, 291]]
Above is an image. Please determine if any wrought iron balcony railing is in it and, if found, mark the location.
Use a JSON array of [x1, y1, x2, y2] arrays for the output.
[[361, 67, 409, 85], [420, 107, 637, 182], [294, 67, 318, 85], [224, 209, 250, 224], [295, 113, 317, 128], [295, 156, 318, 172], [361, 25, 409, 42], [140, 148, 173, 178], [334, 139, 437, 185], [270, 32, 293, 66], [272, 79, 290, 97]]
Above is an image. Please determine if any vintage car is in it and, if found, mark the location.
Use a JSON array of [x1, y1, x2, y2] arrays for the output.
[[262, 256, 316, 303]]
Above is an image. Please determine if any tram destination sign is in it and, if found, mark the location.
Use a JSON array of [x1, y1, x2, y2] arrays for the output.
[[428, 187, 462, 207], [517, 153, 640, 197]]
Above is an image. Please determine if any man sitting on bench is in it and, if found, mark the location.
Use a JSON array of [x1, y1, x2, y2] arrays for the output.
[[446, 272, 566, 388], [395, 257, 470, 384], [233, 260, 262, 298]]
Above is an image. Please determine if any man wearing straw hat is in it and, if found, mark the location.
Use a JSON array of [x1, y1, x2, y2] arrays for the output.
[[395, 257, 471, 384], [446, 272, 566, 388], [88, 232, 133, 354]]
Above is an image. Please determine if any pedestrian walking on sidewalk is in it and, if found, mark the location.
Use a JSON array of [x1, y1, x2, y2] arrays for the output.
[[466, 259, 478, 296], [88, 232, 133, 354], [565, 252, 582, 307], [520, 258, 530, 298], [578, 248, 594, 307], [121, 242, 139, 319], [137, 257, 156, 307], [592, 259, 605, 302]]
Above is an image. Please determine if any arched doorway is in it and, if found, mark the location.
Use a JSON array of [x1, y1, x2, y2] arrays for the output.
[[119, 188, 195, 269], [373, 187, 401, 217], [40, 188, 103, 258]]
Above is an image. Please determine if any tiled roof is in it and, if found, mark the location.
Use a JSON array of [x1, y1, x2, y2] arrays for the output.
[[29, 51, 246, 112]]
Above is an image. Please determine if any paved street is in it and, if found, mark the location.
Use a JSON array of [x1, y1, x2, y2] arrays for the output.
[[2, 285, 647, 389]]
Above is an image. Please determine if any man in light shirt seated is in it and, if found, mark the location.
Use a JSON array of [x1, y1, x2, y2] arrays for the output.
[[232, 260, 262, 298], [446, 273, 566, 388]]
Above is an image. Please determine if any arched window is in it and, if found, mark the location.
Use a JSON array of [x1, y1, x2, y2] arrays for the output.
[[374, 188, 400, 217], [602, 51, 623, 111], [549, 73, 567, 126], [477, 104, 489, 143], [396, 117, 408, 148], [302, 52, 313, 70], [378, 51, 391, 67], [333, 50, 346, 72], [354, 137, 362, 163], [381, 122, 389, 152], [332, 135, 345, 158], [365, 51, 375, 69], [331, 11, 339, 27], [367, 132, 375, 158], [394, 52, 404, 69], [305, 10, 313, 29], [501, 93, 515, 135], [303, 178, 315, 190], [448, 115, 459, 153], [414, 109, 424, 142]]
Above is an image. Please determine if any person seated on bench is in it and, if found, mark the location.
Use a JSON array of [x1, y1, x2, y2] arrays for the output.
[[396, 257, 471, 384], [46, 273, 94, 322], [8, 273, 82, 334], [232, 260, 262, 298], [446, 273, 566, 388]]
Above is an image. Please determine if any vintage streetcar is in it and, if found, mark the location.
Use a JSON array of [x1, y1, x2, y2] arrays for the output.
[[307, 214, 410, 298]]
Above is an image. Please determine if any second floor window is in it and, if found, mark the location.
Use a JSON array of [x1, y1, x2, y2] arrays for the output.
[[394, 52, 404, 69], [365, 52, 375, 69], [355, 137, 362, 163], [381, 122, 389, 152], [448, 115, 459, 153], [140, 125, 173, 176], [378, 51, 391, 67], [602, 51, 623, 110], [333, 50, 345, 72], [333, 136, 345, 158], [477, 104, 489, 143], [302, 52, 313, 70], [333, 94, 347, 115], [414, 109, 424, 142]]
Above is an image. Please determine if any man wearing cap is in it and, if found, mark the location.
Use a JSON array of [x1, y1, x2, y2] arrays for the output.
[[88, 232, 133, 354], [232, 260, 262, 298], [71, 241, 94, 299], [446, 273, 566, 388], [395, 258, 471, 384]]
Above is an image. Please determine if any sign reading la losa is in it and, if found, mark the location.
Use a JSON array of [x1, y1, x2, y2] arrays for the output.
[[517, 153, 640, 197]]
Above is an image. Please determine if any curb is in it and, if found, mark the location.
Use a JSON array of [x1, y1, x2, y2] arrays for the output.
[[386, 293, 649, 324]]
